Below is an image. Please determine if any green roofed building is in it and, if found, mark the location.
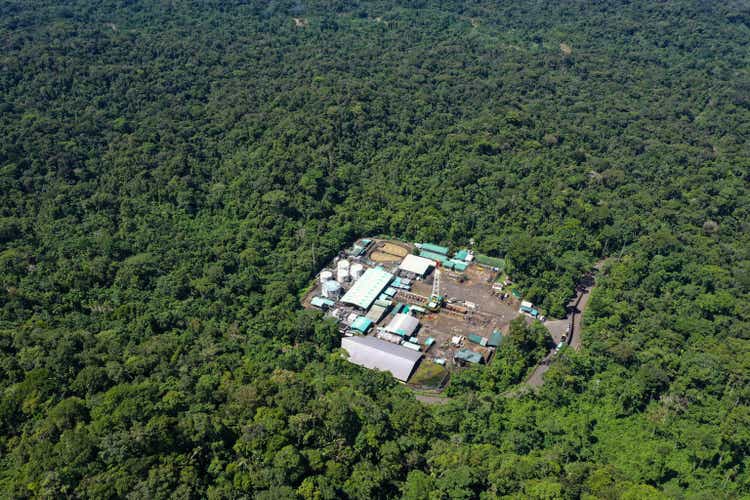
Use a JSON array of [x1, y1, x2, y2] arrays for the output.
[[419, 250, 447, 263], [467, 333, 488, 347], [449, 259, 468, 272], [455, 349, 483, 364], [340, 267, 394, 310], [419, 243, 449, 255], [310, 296, 335, 310], [488, 330, 503, 348], [453, 249, 469, 261], [350, 316, 373, 334]]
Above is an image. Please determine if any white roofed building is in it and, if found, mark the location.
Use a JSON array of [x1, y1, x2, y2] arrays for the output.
[[385, 313, 420, 338], [340, 267, 394, 310], [341, 336, 423, 381], [398, 254, 436, 277]]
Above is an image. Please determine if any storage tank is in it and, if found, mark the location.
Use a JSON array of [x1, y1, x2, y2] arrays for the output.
[[337, 268, 350, 283], [320, 270, 333, 284], [337, 259, 350, 282], [322, 280, 342, 299], [350, 263, 364, 281]]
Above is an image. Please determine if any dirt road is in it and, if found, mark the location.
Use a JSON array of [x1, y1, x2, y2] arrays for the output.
[[524, 262, 603, 388]]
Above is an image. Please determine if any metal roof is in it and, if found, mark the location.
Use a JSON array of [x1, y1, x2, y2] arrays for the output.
[[341, 336, 423, 381], [399, 254, 436, 276], [340, 267, 393, 309], [351, 316, 373, 333], [455, 349, 483, 364], [385, 313, 419, 337], [419, 250, 447, 263], [419, 243, 449, 255], [310, 296, 335, 309], [365, 304, 388, 323], [467, 333, 488, 347], [488, 330, 503, 347]]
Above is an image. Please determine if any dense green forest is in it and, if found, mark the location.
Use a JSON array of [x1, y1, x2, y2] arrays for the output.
[[1, 0, 749, 497]]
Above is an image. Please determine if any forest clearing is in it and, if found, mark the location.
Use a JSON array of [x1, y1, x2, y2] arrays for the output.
[[1, 1, 747, 497]]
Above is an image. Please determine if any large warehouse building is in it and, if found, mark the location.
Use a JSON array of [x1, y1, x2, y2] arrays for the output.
[[340, 267, 394, 310], [341, 336, 423, 382]]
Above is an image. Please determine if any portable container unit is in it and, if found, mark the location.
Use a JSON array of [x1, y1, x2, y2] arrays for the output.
[[377, 331, 404, 344], [467, 333, 488, 347], [402, 342, 421, 352]]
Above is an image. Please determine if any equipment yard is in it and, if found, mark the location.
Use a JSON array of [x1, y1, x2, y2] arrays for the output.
[[303, 237, 529, 385]]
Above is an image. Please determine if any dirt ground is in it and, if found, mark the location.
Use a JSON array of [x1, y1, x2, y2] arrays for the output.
[[367, 239, 411, 263], [302, 237, 524, 373], [381, 242, 408, 257], [370, 251, 402, 263]]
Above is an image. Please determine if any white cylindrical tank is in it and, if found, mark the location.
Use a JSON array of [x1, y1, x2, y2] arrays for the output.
[[337, 259, 350, 271], [337, 268, 350, 283], [350, 263, 364, 281], [322, 280, 342, 299], [320, 270, 333, 284]]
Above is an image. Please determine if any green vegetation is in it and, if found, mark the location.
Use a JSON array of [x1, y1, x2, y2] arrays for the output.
[[409, 361, 448, 388], [475, 254, 506, 271], [0, 0, 748, 497]]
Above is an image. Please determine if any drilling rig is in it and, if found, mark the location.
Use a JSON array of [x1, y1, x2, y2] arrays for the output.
[[426, 268, 444, 312]]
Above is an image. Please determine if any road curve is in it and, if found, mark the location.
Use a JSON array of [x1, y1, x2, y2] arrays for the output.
[[525, 262, 603, 388]]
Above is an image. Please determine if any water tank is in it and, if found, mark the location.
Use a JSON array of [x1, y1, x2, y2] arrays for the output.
[[337, 259, 350, 271], [320, 270, 333, 284], [322, 280, 342, 299], [350, 263, 364, 281]]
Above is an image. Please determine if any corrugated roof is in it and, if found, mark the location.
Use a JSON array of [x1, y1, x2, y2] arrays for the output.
[[341, 336, 423, 381], [351, 316, 373, 333], [420, 243, 449, 255], [450, 260, 468, 271], [419, 250, 447, 263], [385, 313, 419, 337], [488, 330, 503, 347], [399, 254, 435, 276], [467, 334, 488, 347], [311, 296, 335, 309], [340, 267, 393, 309], [365, 304, 388, 322], [455, 349, 483, 364], [454, 249, 469, 261]]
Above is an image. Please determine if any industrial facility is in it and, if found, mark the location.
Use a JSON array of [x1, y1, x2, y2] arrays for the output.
[[302, 238, 522, 384]]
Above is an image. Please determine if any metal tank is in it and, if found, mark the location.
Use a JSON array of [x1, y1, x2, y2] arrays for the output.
[[337, 259, 350, 282], [350, 263, 364, 281], [320, 270, 333, 284], [322, 280, 342, 299]]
